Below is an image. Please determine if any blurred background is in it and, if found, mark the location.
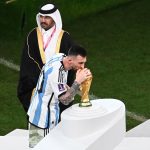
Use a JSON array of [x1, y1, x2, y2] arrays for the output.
[[0, 0, 150, 135]]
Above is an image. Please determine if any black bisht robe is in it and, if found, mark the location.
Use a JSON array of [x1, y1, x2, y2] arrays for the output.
[[17, 28, 75, 116]]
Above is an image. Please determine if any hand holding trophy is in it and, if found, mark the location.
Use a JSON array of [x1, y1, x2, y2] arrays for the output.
[[75, 68, 92, 107], [79, 75, 92, 107], [78, 69, 92, 107]]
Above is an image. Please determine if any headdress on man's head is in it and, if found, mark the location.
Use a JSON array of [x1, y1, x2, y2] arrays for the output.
[[36, 3, 62, 31], [36, 3, 63, 63], [39, 4, 57, 15]]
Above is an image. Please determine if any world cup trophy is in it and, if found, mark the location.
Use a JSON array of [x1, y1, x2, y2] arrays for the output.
[[79, 75, 92, 107]]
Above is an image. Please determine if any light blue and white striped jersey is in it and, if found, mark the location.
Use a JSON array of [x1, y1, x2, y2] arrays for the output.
[[27, 53, 68, 129]]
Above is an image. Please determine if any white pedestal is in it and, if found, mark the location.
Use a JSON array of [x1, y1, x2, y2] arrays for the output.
[[33, 99, 126, 150], [126, 120, 150, 137], [114, 137, 150, 150], [0, 129, 29, 150], [6, 129, 28, 137], [0, 136, 29, 150]]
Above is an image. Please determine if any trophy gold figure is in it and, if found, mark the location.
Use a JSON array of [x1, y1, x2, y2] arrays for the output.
[[79, 75, 92, 107]]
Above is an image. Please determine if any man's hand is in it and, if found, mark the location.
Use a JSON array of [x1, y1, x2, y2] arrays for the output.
[[75, 68, 92, 84]]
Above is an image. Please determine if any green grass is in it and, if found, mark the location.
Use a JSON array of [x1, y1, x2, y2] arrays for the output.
[[126, 116, 142, 131], [1, 0, 150, 135], [67, 0, 150, 129], [0, 65, 26, 135], [0, 0, 136, 35]]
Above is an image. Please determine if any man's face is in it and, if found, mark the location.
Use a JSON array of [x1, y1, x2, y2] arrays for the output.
[[39, 15, 55, 30], [71, 55, 86, 70]]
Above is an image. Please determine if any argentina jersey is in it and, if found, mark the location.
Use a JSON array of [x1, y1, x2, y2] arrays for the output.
[[27, 53, 68, 129]]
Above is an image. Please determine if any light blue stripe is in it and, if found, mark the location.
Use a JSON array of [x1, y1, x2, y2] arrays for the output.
[[54, 103, 60, 126], [44, 68, 54, 128], [32, 92, 44, 125], [32, 67, 53, 127], [46, 55, 63, 67]]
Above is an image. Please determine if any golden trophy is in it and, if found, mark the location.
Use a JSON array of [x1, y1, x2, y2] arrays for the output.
[[79, 75, 92, 107]]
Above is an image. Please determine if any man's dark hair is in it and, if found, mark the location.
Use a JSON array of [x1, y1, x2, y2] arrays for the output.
[[68, 45, 87, 57]]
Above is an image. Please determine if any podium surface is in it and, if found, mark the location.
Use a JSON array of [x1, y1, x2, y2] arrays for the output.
[[33, 99, 125, 150]]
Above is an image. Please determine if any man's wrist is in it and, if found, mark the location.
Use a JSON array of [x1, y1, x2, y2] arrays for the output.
[[72, 81, 80, 90]]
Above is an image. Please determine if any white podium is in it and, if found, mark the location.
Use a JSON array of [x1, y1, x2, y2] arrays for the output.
[[33, 99, 126, 150]]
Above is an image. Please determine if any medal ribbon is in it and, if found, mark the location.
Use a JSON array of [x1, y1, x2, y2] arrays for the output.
[[43, 26, 56, 51]]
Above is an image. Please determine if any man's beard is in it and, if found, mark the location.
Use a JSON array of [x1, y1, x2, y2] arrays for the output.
[[40, 23, 50, 30]]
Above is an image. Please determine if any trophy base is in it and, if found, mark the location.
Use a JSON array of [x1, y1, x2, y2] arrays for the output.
[[79, 101, 92, 107]]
